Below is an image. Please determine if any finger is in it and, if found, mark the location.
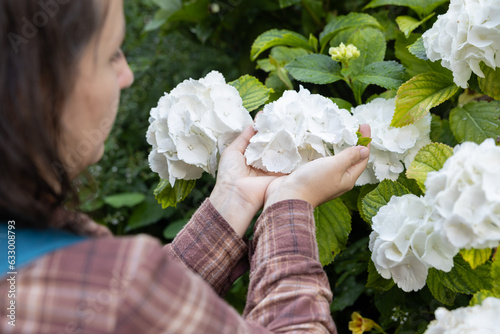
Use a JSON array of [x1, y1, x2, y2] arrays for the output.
[[333, 146, 369, 173], [359, 123, 371, 139], [226, 125, 256, 154]]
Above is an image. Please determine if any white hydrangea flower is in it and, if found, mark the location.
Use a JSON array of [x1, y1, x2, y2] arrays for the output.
[[369, 194, 459, 292], [349, 98, 431, 185], [147, 71, 253, 185], [244, 86, 359, 173], [425, 139, 500, 249], [422, 0, 500, 88], [425, 297, 500, 334]]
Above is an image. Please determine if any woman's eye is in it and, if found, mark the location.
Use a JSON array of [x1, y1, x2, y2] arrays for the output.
[[111, 49, 123, 62]]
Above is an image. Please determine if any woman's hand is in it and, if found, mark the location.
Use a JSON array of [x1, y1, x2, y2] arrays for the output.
[[209, 126, 280, 237], [264, 124, 371, 210]]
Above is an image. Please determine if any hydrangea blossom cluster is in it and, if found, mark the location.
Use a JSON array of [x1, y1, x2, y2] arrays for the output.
[[350, 98, 431, 186], [369, 194, 458, 292], [147, 71, 252, 185], [424, 297, 500, 333], [425, 139, 500, 249], [244, 86, 359, 173], [422, 0, 500, 88], [370, 139, 500, 291]]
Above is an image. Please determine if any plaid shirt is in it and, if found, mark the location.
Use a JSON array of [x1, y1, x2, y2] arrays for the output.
[[0, 199, 336, 333]]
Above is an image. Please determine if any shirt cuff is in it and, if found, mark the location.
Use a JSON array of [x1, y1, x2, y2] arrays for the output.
[[251, 199, 319, 267], [169, 198, 249, 296]]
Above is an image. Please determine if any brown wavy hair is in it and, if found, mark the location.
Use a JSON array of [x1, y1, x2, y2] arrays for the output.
[[0, 0, 107, 228]]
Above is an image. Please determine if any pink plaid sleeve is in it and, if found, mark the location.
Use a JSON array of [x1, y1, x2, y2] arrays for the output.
[[244, 199, 337, 333], [164, 199, 249, 295]]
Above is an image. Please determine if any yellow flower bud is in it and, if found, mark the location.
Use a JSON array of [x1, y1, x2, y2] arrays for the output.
[[329, 43, 360, 64]]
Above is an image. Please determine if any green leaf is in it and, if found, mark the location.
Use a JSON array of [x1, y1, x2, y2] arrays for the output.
[[367, 259, 395, 291], [392, 72, 460, 127], [460, 248, 492, 270], [407, 36, 428, 60], [319, 13, 382, 51], [229, 75, 272, 112], [427, 269, 457, 305], [330, 97, 353, 111], [395, 32, 448, 77], [363, 0, 449, 18], [406, 143, 453, 191], [357, 184, 378, 224], [396, 14, 434, 39], [257, 47, 310, 72], [470, 290, 497, 306], [285, 54, 343, 84], [250, 29, 312, 61], [348, 28, 386, 104], [163, 218, 188, 239], [126, 196, 174, 232], [361, 180, 410, 224], [315, 199, 352, 266], [492, 251, 500, 296], [355, 61, 406, 90], [449, 101, 500, 144], [144, 0, 182, 31], [309, 34, 319, 53], [431, 114, 459, 147], [154, 179, 196, 208], [478, 64, 500, 100], [331, 275, 365, 311], [430, 255, 492, 296], [103, 192, 146, 209]]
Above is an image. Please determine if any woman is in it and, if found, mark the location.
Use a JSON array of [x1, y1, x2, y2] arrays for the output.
[[0, 0, 370, 333]]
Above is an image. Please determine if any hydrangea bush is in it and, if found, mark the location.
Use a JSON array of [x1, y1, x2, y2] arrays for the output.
[[147, 0, 500, 332]]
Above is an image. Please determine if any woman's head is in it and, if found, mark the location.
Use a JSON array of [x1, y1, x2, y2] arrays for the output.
[[0, 0, 133, 227]]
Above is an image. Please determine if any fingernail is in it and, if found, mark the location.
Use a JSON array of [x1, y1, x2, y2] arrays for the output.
[[359, 147, 369, 160]]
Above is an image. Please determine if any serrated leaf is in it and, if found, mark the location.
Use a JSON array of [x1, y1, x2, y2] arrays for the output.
[[449, 101, 500, 144], [406, 143, 453, 191], [154, 179, 196, 208], [408, 36, 428, 60], [103, 193, 146, 209], [250, 29, 311, 61], [229, 75, 272, 112], [285, 54, 343, 84], [357, 184, 378, 224], [396, 14, 434, 39], [367, 259, 395, 291], [427, 269, 457, 305], [430, 255, 492, 296], [361, 180, 410, 224], [478, 64, 500, 100], [348, 28, 386, 104], [363, 0, 448, 18], [319, 13, 382, 51], [315, 199, 352, 266], [392, 72, 460, 127], [460, 248, 492, 270], [356, 61, 406, 90]]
